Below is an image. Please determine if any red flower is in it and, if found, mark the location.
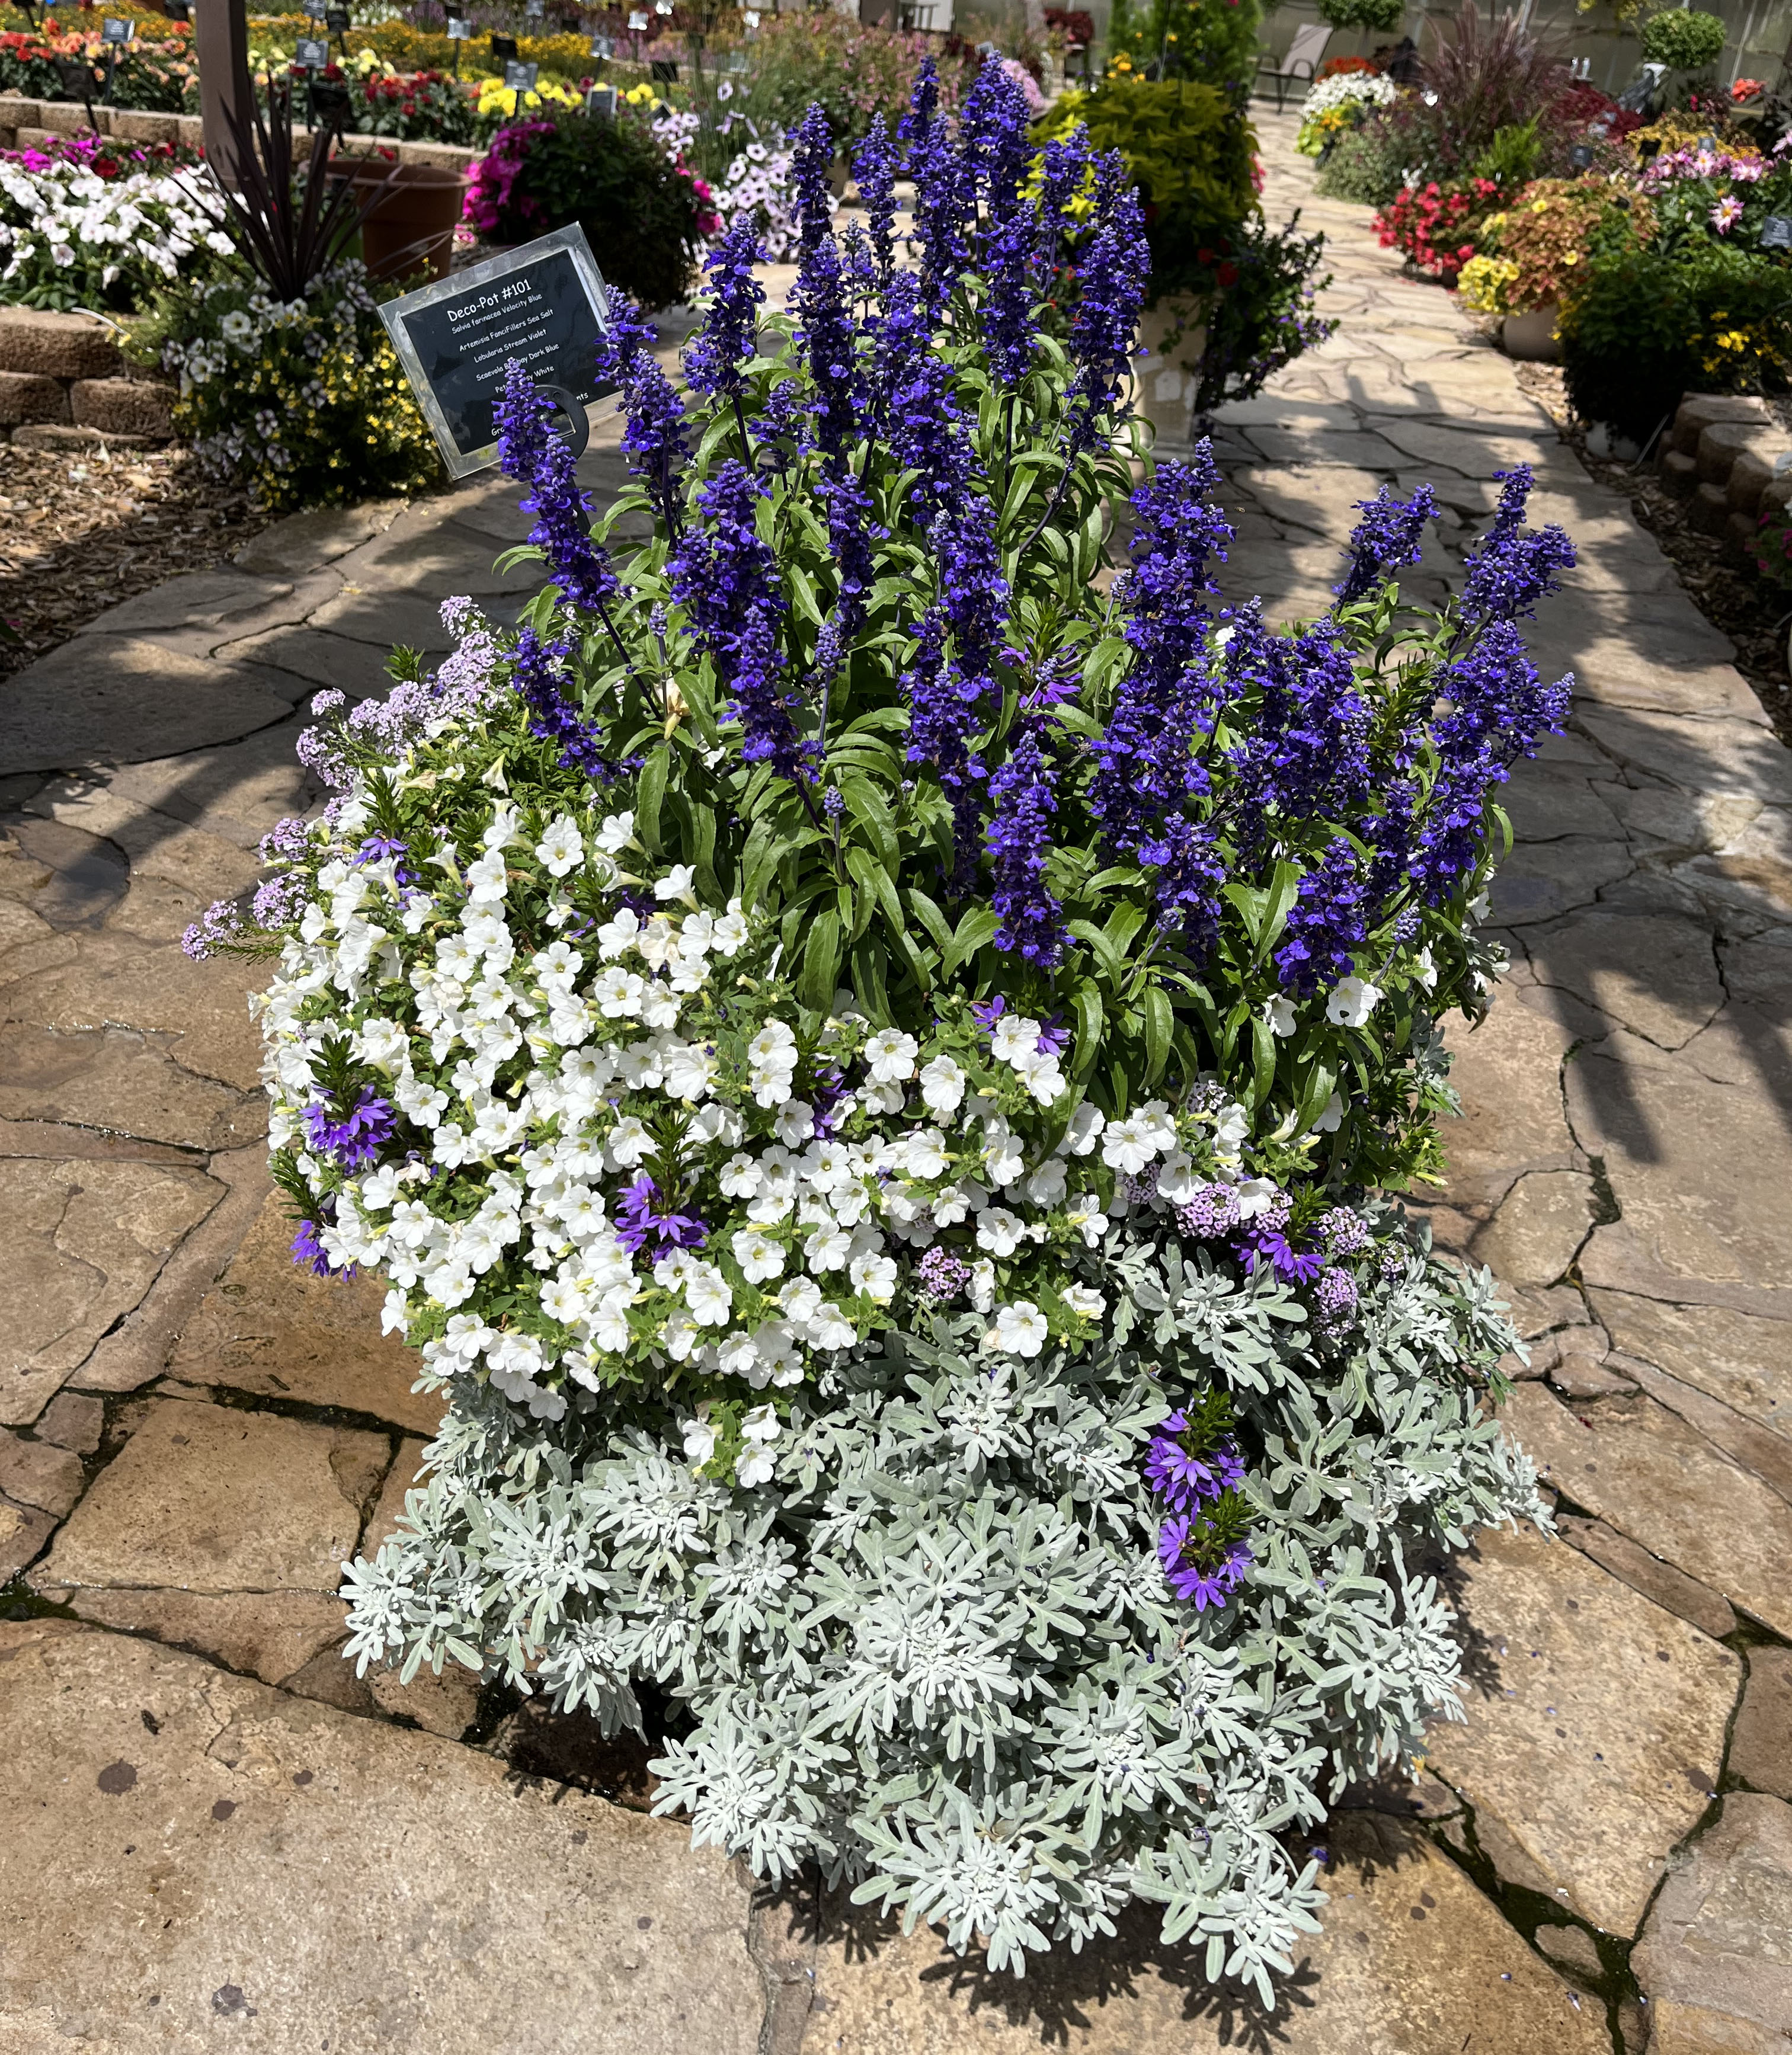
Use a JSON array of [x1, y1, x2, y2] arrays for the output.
[[1217, 260, 1238, 287]]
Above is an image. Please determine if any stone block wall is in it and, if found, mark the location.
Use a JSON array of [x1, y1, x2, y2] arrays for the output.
[[0, 308, 174, 448], [0, 94, 478, 172], [1656, 392, 1792, 564]]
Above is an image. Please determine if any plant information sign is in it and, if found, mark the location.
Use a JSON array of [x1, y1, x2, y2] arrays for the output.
[[378, 224, 613, 478]]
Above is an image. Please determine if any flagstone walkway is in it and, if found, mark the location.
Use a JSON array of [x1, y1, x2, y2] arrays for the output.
[[1, 112, 1788, 2055]]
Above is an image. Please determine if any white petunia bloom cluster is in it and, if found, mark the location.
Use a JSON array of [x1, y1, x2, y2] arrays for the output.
[[254, 718, 1313, 1470], [0, 155, 232, 303]]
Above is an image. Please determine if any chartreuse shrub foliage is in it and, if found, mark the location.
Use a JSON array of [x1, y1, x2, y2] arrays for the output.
[[193, 57, 1573, 1999]]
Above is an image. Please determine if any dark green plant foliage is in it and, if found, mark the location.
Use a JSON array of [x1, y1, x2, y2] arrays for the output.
[[1638, 7, 1728, 71], [1316, 0, 1405, 34], [1561, 229, 1792, 441], [1106, 0, 1263, 92], [484, 110, 706, 313], [1193, 211, 1335, 415], [1314, 112, 1412, 204], [1050, 79, 1257, 299]]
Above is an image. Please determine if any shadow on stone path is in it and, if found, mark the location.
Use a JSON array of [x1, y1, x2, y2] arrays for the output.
[[1, 122, 1788, 2054]]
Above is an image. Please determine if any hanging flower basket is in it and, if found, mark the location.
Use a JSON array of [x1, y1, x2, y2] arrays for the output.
[[193, 57, 1577, 2000]]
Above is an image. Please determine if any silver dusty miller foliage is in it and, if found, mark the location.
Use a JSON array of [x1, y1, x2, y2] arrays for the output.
[[344, 1212, 1543, 1998]]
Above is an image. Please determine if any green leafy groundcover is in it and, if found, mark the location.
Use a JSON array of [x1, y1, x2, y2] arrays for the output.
[[196, 62, 1569, 1997]]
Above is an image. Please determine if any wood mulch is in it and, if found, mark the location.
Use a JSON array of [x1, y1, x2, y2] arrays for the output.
[[0, 443, 279, 680], [1512, 359, 1792, 750]]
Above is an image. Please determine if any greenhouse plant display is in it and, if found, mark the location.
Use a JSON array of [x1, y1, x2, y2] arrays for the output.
[[191, 57, 1575, 1996]]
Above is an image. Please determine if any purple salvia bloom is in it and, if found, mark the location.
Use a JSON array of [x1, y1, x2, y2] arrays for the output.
[[494, 361, 622, 622], [1460, 466, 1576, 623], [871, 270, 972, 504], [1066, 153, 1149, 450], [853, 114, 899, 288], [898, 55, 939, 149], [1273, 837, 1369, 998], [984, 723, 1065, 968], [510, 629, 614, 783], [789, 103, 836, 261], [907, 111, 975, 316], [1333, 483, 1437, 606], [684, 218, 768, 404], [1035, 129, 1092, 276], [792, 222, 862, 459], [1223, 609, 1371, 857], [668, 461, 812, 783]]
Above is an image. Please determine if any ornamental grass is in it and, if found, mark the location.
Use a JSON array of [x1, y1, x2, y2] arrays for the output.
[[189, 57, 1577, 1995]]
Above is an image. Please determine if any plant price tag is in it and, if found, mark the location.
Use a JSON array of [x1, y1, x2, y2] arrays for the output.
[[446, 17, 473, 37], [295, 36, 329, 68], [1762, 215, 1792, 251], [378, 222, 615, 479], [100, 15, 135, 41], [503, 57, 539, 90]]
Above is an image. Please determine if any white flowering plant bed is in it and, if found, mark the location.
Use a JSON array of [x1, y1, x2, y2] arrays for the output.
[[195, 65, 1574, 1999]]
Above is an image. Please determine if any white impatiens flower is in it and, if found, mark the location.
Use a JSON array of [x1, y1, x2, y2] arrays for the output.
[[863, 1028, 919, 1083], [682, 1416, 716, 1465], [1326, 976, 1383, 1028], [985, 1300, 1050, 1357], [534, 815, 584, 876], [732, 1229, 787, 1283], [919, 1055, 967, 1117], [1263, 994, 1297, 1037]]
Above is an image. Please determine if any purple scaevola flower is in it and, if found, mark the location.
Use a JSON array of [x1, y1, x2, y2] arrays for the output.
[[1144, 1417, 1246, 1509], [613, 1174, 708, 1256], [291, 1210, 353, 1279], [969, 996, 1007, 1029], [1158, 1527, 1254, 1610], [684, 217, 769, 404], [302, 1087, 397, 1173], [1334, 483, 1437, 606]]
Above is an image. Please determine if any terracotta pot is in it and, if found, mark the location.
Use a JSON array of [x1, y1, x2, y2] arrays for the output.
[[1131, 295, 1207, 449], [1500, 303, 1561, 363], [340, 159, 467, 286]]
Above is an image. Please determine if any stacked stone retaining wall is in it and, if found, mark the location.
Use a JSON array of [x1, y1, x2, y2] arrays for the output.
[[1656, 390, 1792, 562], [0, 94, 478, 172], [0, 308, 173, 448]]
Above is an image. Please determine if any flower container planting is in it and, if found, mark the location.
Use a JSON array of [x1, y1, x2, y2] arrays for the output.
[[1500, 302, 1560, 360], [190, 59, 1578, 1997], [345, 156, 467, 284]]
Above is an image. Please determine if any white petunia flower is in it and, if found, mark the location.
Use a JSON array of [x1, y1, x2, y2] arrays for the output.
[[918, 1054, 967, 1117], [975, 1207, 1024, 1258], [1234, 1177, 1279, 1219], [653, 865, 696, 904], [807, 1300, 857, 1350], [985, 1300, 1049, 1357], [1101, 1115, 1159, 1175], [863, 1028, 919, 1083], [593, 966, 645, 1018], [775, 1100, 815, 1145], [732, 1228, 786, 1283], [990, 1014, 1042, 1066], [682, 1416, 716, 1465], [1326, 976, 1383, 1028], [534, 815, 583, 876], [662, 1040, 718, 1101], [1063, 1285, 1105, 1320], [594, 811, 636, 854], [805, 1224, 853, 1272], [1314, 1090, 1345, 1133], [849, 1250, 898, 1301], [684, 1263, 734, 1326], [1263, 994, 1297, 1037], [1411, 946, 1436, 991], [606, 1116, 652, 1167], [900, 1127, 951, 1180]]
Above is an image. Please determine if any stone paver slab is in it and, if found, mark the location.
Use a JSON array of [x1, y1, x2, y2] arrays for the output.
[[0, 1157, 220, 1426], [1438, 991, 1582, 1215], [0, 639, 299, 773], [1631, 1793, 1792, 2055], [1471, 1169, 1594, 1291], [0, 1619, 761, 2055], [1529, 908, 1725, 1049], [1424, 1523, 1737, 1934], [35, 1397, 386, 1599], [796, 1810, 1607, 2053], [168, 1190, 443, 1434], [1730, 1649, 1792, 1802], [1503, 1382, 1792, 1636], [0, 1021, 258, 1154]]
